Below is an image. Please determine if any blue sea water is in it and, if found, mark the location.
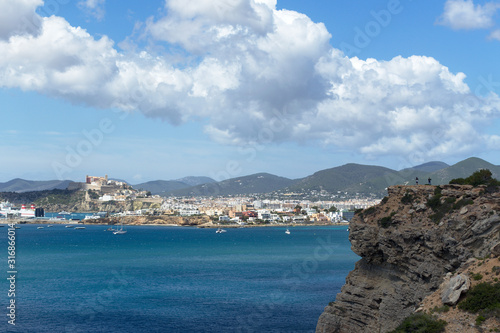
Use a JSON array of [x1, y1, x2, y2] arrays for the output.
[[0, 225, 358, 333]]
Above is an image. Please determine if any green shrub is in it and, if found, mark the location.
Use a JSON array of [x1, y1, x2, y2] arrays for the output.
[[401, 192, 414, 204], [430, 305, 450, 314], [364, 206, 376, 215], [475, 315, 486, 325], [453, 198, 474, 210], [449, 169, 500, 187], [379, 212, 396, 228], [427, 189, 442, 211], [472, 273, 483, 281], [458, 282, 500, 313], [389, 313, 447, 333]]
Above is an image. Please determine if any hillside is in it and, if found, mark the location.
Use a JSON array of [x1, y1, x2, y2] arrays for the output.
[[170, 173, 297, 196], [317, 184, 500, 332], [401, 161, 449, 173], [1, 158, 498, 197], [134, 177, 216, 195], [133, 180, 192, 195], [175, 176, 216, 186], [0, 178, 73, 193], [284, 163, 400, 196], [431, 157, 500, 184]]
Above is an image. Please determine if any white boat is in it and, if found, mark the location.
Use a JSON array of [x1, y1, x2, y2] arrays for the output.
[[58, 211, 71, 215], [74, 226, 85, 230], [113, 222, 127, 235], [285, 229, 290, 235], [215, 228, 227, 234], [37, 226, 44, 229], [65, 225, 74, 228]]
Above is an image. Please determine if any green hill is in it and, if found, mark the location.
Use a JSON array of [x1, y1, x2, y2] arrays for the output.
[[170, 173, 296, 196], [284, 163, 400, 195], [401, 161, 449, 173], [0, 178, 73, 193], [133, 180, 191, 195], [430, 157, 500, 184]]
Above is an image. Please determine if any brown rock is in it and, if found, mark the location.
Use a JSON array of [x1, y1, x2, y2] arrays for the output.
[[317, 185, 500, 333]]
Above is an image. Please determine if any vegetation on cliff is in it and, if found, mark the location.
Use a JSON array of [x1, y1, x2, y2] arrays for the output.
[[388, 313, 447, 333], [449, 169, 500, 188], [317, 170, 500, 333], [458, 281, 500, 326]]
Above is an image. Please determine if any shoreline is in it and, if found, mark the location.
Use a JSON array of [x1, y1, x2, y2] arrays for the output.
[[0, 218, 349, 228]]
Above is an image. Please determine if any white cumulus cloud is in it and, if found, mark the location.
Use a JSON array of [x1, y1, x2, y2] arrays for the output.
[[78, 0, 106, 21], [490, 28, 500, 39], [0, 0, 43, 40], [0, 0, 499, 162], [437, 0, 500, 30]]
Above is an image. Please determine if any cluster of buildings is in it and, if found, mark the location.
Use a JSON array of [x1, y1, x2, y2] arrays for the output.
[[160, 196, 378, 224], [67, 174, 380, 224], [69, 175, 162, 204]]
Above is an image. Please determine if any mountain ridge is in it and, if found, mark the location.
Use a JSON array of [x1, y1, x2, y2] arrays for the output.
[[2, 157, 499, 196]]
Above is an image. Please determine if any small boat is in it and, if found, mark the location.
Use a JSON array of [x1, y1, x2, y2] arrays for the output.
[[65, 225, 74, 228], [37, 226, 44, 229], [113, 222, 127, 235], [106, 227, 114, 231], [285, 229, 290, 235], [74, 226, 85, 230], [47, 225, 53, 228], [58, 211, 71, 215], [215, 228, 226, 234]]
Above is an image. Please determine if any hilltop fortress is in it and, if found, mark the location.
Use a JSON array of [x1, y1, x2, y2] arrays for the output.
[[67, 175, 129, 194]]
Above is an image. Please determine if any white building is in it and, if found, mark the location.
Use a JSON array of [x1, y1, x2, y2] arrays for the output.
[[179, 208, 200, 216]]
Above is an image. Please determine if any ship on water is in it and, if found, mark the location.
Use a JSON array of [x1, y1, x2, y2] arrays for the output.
[[0, 202, 40, 218]]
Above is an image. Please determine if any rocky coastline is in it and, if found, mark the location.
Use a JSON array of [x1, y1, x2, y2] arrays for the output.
[[1, 215, 348, 228], [316, 184, 500, 333]]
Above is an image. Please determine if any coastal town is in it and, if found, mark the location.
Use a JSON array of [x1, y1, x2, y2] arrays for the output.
[[0, 174, 381, 226]]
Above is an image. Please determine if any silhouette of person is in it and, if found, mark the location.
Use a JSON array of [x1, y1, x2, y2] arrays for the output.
[[428, 177, 431, 185], [416, 177, 419, 185]]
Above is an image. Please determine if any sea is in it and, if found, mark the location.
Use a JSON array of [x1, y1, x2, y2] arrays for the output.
[[0, 224, 358, 333]]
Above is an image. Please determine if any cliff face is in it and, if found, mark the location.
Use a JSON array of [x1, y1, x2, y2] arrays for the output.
[[317, 185, 500, 333]]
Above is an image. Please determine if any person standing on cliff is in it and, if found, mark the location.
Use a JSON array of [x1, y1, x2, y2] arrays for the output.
[[416, 177, 419, 185], [428, 177, 431, 185]]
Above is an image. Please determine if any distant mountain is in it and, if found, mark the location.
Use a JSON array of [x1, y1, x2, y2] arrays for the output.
[[0, 178, 73, 193], [170, 173, 296, 196], [284, 163, 400, 195], [403, 161, 449, 173], [133, 176, 216, 195], [1, 157, 498, 197], [430, 157, 500, 184], [174, 176, 216, 187], [133, 180, 192, 195]]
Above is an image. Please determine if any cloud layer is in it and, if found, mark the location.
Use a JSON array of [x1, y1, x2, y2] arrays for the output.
[[0, 0, 499, 163], [437, 0, 500, 30]]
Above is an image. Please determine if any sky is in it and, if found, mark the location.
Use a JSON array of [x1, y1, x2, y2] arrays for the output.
[[1, 0, 500, 183]]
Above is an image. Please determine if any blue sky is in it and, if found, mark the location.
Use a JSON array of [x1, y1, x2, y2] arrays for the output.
[[1, 0, 500, 183]]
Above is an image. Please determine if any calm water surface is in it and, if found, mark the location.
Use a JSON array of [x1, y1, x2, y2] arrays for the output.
[[0, 225, 358, 332]]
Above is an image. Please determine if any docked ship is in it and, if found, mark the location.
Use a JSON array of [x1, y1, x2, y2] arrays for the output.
[[0, 202, 40, 218]]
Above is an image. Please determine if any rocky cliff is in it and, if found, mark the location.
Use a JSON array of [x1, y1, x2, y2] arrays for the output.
[[316, 184, 500, 333]]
